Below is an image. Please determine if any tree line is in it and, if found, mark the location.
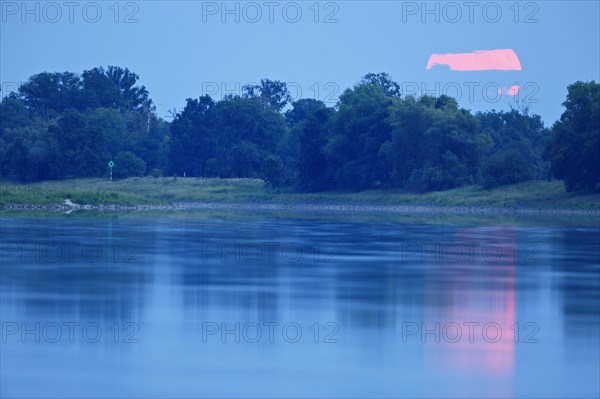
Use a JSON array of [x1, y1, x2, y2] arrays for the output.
[[1, 67, 598, 192]]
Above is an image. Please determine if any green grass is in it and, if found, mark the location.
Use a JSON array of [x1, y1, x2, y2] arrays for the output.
[[276, 181, 600, 210], [1, 177, 599, 210]]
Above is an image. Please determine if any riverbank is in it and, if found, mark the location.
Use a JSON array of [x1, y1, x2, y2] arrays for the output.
[[1, 177, 599, 215]]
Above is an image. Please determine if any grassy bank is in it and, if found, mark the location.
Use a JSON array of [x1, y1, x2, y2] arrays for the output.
[[1, 177, 599, 210]]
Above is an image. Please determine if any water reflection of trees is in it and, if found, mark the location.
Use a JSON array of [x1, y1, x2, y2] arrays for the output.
[[1, 219, 153, 322], [555, 228, 600, 349], [175, 219, 288, 323]]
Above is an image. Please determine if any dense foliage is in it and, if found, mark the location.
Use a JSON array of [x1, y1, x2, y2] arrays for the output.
[[543, 81, 600, 192], [1, 67, 598, 192]]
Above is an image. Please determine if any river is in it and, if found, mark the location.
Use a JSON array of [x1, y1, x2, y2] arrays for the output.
[[1, 213, 598, 398]]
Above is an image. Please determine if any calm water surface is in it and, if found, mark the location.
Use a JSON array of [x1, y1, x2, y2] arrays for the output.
[[1, 214, 599, 398]]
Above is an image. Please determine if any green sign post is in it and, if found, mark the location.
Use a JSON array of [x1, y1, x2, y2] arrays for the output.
[[108, 161, 115, 181]]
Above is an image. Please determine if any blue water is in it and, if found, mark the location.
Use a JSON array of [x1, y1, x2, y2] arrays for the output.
[[1, 215, 599, 398]]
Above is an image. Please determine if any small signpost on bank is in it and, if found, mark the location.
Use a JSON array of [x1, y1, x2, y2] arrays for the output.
[[108, 160, 115, 181]]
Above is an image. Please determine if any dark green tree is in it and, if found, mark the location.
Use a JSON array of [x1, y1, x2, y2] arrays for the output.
[[361, 73, 401, 98], [81, 66, 153, 113], [49, 109, 107, 178], [478, 109, 549, 186], [543, 81, 600, 192], [210, 96, 287, 178], [114, 151, 147, 178], [482, 149, 533, 188], [242, 79, 292, 112], [18, 72, 81, 115], [325, 83, 393, 190], [0, 97, 59, 181], [168, 95, 215, 176], [296, 105, 334, 191], [382, 95, 485, 191]]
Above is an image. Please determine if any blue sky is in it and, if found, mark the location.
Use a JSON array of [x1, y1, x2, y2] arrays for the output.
[[1, 0, 599, 125]]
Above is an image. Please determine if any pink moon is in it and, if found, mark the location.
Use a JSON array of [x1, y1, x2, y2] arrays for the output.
[[427, 49, 522, 71]]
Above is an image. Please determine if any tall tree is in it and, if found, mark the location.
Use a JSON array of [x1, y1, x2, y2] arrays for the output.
[[478, 109, 549, 187], [543, 81, 600, 192], [18, 72, 81, 115], [325, 83, 393, 190], [168, 95, 215, 176], [361, 72, 401, 98], [381, 95, 485, 191], [81, 66, 153, 113], [293, 101, 334, 191], [210, 96, 287, 179], [242, 79, 292, 112], [49, 109, 107, 178]]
